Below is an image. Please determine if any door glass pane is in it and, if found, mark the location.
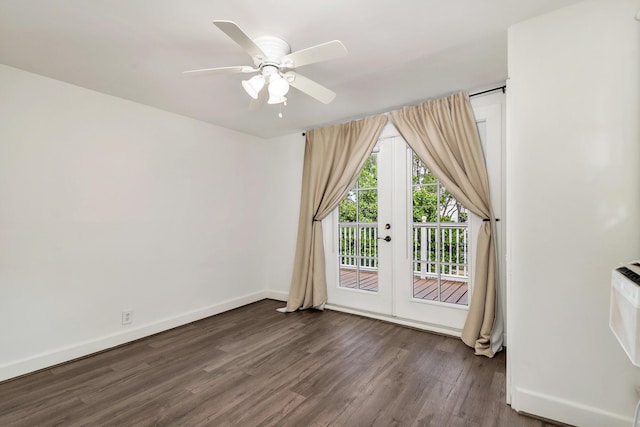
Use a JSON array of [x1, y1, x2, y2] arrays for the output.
[[357, 190, 377, 223], [358, 155, 378, 188], [338, 147, 378, 292], [411, 152, 469, 305]]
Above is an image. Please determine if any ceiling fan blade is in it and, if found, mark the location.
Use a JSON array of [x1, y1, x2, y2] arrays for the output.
[[285, 71, 336, 104], [213, 20, 265, 59], [182, 66, 257, 76], [281, 40, 347, 69]]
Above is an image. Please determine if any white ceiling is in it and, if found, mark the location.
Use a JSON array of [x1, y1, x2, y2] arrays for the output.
[[0, 0, 582, 138]]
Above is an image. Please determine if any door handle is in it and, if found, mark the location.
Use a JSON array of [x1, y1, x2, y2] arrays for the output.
[[378, 236, 391, 242]]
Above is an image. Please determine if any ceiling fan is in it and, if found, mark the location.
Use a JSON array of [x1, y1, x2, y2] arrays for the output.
[[183, 21, 348, 107]]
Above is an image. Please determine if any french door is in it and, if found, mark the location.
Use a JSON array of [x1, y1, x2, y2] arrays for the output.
[[324, 96, 503, 334], [324, 137, 394, 316]]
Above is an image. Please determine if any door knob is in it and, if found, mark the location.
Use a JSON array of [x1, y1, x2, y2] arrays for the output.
[[378, 236, 391, 242]]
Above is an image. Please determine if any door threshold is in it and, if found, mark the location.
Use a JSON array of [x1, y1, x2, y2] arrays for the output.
[[324, 303, 463, 338]]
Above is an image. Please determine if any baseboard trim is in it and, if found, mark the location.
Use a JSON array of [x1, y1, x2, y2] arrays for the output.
[[512, 386, 632, 427], [264, 290, 288, 302], [0, 290, 268, 382]]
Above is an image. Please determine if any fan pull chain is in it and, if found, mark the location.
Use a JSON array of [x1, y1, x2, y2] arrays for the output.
[[278, 100, 287, 119]]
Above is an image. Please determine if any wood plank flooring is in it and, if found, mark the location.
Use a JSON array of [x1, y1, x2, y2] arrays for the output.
[[0, 300, 561, 426], [340, 269, 468, 305]]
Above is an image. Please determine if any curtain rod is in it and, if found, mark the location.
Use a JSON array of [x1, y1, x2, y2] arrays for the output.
[[469, 85, 506, 98], [302, 85, 507, 136]]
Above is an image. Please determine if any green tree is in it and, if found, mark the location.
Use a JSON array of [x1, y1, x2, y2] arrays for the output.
[[339, 154, 377, 222], [411, 153, 467, 224]]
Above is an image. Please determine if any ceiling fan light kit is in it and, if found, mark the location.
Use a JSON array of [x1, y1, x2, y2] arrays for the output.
[[183, 20, 347, 116], [241, 74, 265, 99], [268, 95, 287, 106], [267, 73, 290, 104]]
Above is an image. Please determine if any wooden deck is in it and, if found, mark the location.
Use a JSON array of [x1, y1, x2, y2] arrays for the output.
[[340, 269, 468, 305]]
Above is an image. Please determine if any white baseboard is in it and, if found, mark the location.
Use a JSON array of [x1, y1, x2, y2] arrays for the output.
[[0, 290, 269, 382], [512, 387, 632, 427], [264, 289, 288, 302]]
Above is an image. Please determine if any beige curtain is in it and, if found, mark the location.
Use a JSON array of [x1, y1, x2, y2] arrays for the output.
[[390, 92, 502, 357], [285, 115, 387, 311]]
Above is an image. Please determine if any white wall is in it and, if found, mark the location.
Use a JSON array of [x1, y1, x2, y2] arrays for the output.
[[507, 1, 640, 426], [259, 133, 305, 300], [0, 64, 268, 381]]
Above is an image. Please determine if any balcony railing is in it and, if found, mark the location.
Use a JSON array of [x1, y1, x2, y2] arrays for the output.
[[412, 220, 469, 281], [338, 220, 468, 281]]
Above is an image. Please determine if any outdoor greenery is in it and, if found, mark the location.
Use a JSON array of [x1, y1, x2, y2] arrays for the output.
[[338, 151, 469, 276], [338, 154, 378, 223], [338, 153, 467, 224]]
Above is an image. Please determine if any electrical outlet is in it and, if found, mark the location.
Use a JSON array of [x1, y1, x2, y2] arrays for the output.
[[121, 311, 132, 325]]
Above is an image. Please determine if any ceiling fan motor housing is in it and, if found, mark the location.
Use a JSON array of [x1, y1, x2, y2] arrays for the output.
[[251, 36, 291, 70]]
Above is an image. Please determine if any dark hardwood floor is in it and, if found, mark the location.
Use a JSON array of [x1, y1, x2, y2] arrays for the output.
[[0, 299, 560, 426]]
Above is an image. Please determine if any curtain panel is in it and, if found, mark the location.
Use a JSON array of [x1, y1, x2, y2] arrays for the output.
[[285, 115, 387, 311], [390, 92, 502, 357]]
